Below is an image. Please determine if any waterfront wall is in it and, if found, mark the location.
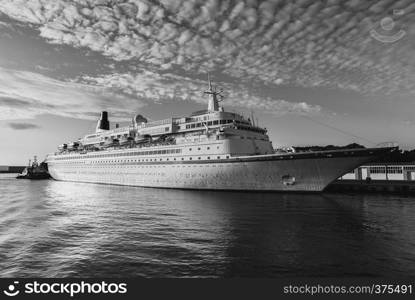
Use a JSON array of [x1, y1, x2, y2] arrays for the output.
[[0, 166, 25, 173], [327, 180, 415, 194]]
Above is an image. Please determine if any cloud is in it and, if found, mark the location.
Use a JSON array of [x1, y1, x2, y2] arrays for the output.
[[82, 71, 322, 115], [0, 19, 12, 29], [0, 67, 145, 120], [7, 122, 40, 130], [0, 0, 414, 112], [402, 120, 415, 127]]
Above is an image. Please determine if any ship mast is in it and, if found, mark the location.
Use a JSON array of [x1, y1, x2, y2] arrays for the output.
[[204, 73, 223, 112], [33, 156, 38, 167]]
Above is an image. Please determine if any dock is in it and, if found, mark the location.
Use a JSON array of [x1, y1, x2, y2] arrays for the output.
[[325, 162, 415, 194], [0, 166, 25, 173], [327, 180, 415, 194]]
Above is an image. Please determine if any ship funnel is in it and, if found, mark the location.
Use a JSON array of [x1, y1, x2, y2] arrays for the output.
[[96, 111, 110, 132], [133, 114, 148, 127]]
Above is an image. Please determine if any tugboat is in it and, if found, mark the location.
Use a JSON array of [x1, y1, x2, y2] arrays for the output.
[[16, 156, 51, 180]]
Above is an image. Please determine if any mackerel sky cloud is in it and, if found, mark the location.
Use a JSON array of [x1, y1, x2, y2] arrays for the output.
[[1, 1, 414, 106], [0, 0, 414, 163]]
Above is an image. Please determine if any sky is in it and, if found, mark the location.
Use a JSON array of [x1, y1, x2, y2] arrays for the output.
[[0, 0, 414, 165]]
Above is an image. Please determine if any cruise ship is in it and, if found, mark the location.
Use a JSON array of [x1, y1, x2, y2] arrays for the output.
[[46, 78, 395, 191]]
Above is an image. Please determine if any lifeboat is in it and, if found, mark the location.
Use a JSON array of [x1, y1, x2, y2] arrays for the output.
[[67, 142, 79, 151], [119, 136, 134, 146], [103, 138, 119, 148], [153, 134, 175, 144], [134, 134, 152, 144], [58, 143, 67, 151], [153, 134, 167, 143]]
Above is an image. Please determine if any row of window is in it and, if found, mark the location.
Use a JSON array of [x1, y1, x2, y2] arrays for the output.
[[185, 119, 232, 129], [65, 164, 228, 168], [189, 146, 218, 151], [184, 114, 249, 124], [348, 166, 415, 174], [55, 148, 182, 160], [369, 167, 387, 174], [184, 119, 265, 134], [55, 155, 230, 164], [369, 166, 403, 174], [56, 145, 225, 160], [237, 125, 266, 134]]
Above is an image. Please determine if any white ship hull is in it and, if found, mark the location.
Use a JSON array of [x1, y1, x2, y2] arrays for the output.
[[47, 148, 390, 192], [46, 79, 396, 192]]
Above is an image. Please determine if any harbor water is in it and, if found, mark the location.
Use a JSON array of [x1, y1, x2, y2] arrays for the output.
[[1, 173, 415, 278]]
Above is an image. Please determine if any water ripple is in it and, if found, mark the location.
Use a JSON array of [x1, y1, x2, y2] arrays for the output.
[[1, 176, 415, 277]]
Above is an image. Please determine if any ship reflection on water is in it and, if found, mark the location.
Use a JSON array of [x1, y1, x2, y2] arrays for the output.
[[1, 176, 415, 277]]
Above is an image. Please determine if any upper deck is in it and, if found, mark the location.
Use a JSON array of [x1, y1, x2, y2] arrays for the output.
[[81, 110, 266, 141], [54, 75, 272, 156]]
